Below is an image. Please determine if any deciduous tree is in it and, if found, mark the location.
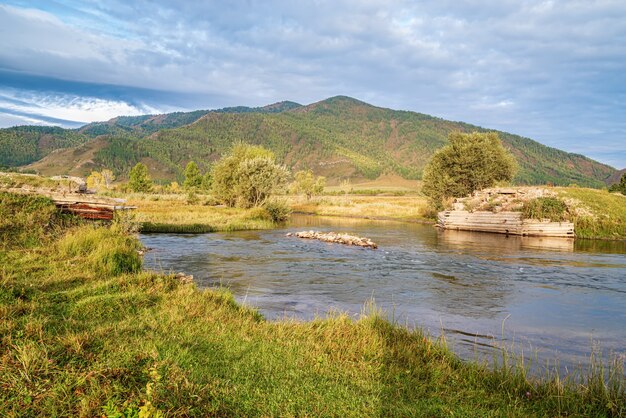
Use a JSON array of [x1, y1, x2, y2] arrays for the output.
[[291, 169, 326, 199], [422, 131, 517, 209], [211, 143, 289, 207]]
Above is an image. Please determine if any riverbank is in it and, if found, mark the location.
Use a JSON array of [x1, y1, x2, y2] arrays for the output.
[[1, 192, 623, 416], [126, 193, 277, 233], [556, 187, 626, 240]]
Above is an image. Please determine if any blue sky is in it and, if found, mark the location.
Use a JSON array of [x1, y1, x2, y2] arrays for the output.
[[0, 1, 625, 168]]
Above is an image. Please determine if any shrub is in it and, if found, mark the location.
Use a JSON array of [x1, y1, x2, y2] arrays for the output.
[[522, 197, 569, 221], [263, 198, 292, 223]]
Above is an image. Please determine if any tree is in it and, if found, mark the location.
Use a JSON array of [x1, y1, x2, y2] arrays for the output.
[[201, 172, 212, 192], [183, 161, 202, 190], [86, 171, 103, 191], [211, 143, 289, 207], [291, 169, 326, 199], [128, 162, 153, 193], [101, 169, 115, 189], [422, 131, 517, 209]]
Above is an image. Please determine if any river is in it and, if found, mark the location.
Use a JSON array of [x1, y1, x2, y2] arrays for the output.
[[141, 214, 626, 371]]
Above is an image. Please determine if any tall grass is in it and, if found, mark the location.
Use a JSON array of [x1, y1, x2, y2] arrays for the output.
[[57, 225, 142, 276], [0, 191, 76, 249]]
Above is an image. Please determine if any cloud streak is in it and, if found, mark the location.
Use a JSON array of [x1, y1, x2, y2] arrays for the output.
[[0, 1, 624, 167]]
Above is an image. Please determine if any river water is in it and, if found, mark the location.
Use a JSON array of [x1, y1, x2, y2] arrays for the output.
[[141, 214, 626, 370]]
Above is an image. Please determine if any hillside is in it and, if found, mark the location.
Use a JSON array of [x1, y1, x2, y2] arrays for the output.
[[8, 96, 618, 187], [606, 168, 626, 185]]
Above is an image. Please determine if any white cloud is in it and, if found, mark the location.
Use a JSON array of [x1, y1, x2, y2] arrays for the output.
[[0, 88, 160, 124]]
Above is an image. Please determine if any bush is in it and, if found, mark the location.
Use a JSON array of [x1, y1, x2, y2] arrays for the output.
[[58, 225, 142, 276], [522, 197, 569, 221], [263, 199, 292, 223]]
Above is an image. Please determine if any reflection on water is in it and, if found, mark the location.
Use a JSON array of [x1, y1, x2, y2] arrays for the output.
[[141, 214, 626, 370]]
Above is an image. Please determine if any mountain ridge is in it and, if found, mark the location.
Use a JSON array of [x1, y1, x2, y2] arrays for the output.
[[0, 96, 617, 188]]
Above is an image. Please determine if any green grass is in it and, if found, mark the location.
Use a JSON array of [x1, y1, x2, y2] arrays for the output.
[[1, 192, 624, 417], [522, 196, 569, 222], [557, 187, 626, 239]]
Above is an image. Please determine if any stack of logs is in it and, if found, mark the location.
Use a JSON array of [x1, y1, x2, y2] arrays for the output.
[[287, 231, 378, 249]]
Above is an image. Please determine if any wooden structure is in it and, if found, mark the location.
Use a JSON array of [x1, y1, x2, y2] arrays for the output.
[[437, 211, 575, 238], [4, 188, 134, 220], [53, 196, 134, 220]]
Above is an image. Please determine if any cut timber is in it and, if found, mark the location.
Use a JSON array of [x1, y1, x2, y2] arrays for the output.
[[437, 211, 574, 238], [5, 188, 135, 220]]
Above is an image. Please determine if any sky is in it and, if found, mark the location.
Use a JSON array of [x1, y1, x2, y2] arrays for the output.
[[0, 1, 625, 168]]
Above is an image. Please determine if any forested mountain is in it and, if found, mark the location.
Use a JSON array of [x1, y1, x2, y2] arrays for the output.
[[3, 96, 617, 187]]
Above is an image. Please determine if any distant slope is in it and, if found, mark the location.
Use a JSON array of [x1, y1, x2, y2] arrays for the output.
[[605, 168, 626, 185], [0, 126, 90, 167], [15, 96, 619, 187]]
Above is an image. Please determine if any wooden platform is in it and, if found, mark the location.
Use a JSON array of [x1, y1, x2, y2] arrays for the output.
[[437, 211, 575, 238]]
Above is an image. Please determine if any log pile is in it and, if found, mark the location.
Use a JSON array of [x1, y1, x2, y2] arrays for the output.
[[287, 231, 378, 249]]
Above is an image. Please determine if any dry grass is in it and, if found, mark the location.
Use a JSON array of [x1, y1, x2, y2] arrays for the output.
[[288, 194, 433, 222], [127, 193, 276, 232]]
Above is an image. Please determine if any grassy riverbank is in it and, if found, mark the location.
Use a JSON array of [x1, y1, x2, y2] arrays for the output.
[[126, 194, 277, 233], [1, 192, 624, 416], [556, 187, 626, 240]]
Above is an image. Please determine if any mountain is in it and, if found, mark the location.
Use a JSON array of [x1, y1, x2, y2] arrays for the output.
[[605, 168, 626, 186], [0, 101, 304, 168], [3, 96, 617, 187]]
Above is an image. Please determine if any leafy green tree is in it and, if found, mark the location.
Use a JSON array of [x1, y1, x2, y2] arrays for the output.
[[422, 131, 517, 209], [608, 173, 626, 194], [183, 161, 202, 190], [128, 162, 153, 193], [211, 143, 289, 207], [201, 172, 212, 192], [291, 169, 326, 199]]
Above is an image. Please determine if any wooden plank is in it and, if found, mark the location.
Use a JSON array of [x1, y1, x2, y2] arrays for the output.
[[438, 210, 575, 238]]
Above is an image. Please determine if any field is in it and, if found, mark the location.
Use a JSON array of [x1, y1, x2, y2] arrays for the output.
[[1, 192, 623, 417], [289, 194, 432, 222]]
